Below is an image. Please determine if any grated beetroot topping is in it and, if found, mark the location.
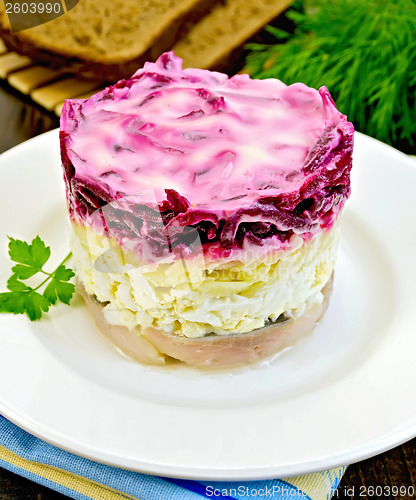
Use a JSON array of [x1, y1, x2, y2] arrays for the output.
[[60, 52, 354, 258]]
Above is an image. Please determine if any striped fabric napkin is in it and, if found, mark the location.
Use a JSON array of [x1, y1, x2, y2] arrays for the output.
[[0, 415, 346, 500]]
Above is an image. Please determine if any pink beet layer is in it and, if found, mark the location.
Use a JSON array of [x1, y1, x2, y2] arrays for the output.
[[60, 52, 354, 259]]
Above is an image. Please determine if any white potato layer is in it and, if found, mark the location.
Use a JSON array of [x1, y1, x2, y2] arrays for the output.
[[70, 222, 340, 338]]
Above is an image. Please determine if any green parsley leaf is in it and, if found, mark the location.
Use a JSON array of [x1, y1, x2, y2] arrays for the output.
[[25, 292, 50, 321], [0, 292, 26, 315], [7, 235, 51, 270], [54, 265, 75, 282], [43, 280, 58, 305], [1, 236, 74, 321], [55, 281, 75, 305], [7, 275, 31, 292], [44, 279, 75, 306], [11, 264, 38, 280], [7, 237, 35, 266], [31, 235, 51, 269]]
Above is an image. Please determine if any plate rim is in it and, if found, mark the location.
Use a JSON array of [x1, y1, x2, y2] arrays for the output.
[[0, 129, 416, 480]]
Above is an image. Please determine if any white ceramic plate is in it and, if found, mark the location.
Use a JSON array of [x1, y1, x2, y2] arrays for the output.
[[0, 130, 415, 480]]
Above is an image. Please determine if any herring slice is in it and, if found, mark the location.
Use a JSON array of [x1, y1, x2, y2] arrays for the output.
[[78, 276, 332, 369]]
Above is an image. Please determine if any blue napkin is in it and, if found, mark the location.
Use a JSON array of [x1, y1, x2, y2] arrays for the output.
[[0, 415, 346, 499]]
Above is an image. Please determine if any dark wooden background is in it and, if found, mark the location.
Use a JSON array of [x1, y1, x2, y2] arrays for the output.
[[0, 65, 416, 500]]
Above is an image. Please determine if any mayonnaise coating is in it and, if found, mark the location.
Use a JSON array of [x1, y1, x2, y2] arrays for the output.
[[60, 52, 354, 258]]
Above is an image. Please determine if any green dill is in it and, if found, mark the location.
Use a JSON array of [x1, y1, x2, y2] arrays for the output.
[[245, 0, 416, 147]]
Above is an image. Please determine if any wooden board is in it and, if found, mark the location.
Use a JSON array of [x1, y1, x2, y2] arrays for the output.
[[0, 43, 104, 115]]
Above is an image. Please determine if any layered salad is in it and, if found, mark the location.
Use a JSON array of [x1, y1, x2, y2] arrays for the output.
[[60, 52, 354, 367]]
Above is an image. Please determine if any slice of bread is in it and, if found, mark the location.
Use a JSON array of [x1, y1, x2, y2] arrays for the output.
[[173, 0, 293, 70], [0, 0, 218, 80]]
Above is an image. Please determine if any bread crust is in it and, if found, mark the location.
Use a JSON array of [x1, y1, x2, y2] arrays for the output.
[[77, 274, 333, 369], [0, 0, 218, 80], [174, 0, 294, 70]]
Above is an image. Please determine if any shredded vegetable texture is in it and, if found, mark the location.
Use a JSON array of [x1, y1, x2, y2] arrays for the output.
[[0, 236, 74, 321], [245, 0, 416, 145]]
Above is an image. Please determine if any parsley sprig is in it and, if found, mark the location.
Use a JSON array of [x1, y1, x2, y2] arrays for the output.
[[0, 236, 75, 321]]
